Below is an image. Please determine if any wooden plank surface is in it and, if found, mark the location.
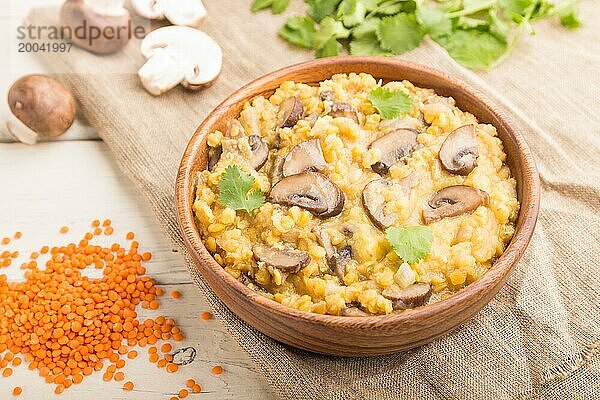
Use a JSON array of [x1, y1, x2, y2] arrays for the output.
[[0, 141, 275, 399]]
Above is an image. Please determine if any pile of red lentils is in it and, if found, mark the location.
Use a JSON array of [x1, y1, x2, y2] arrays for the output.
[[0, 220, 221, 398]]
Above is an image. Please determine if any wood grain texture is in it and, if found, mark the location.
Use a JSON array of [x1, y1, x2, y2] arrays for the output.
[[0, 141, 275, 399], [176, 57, 541, 356]]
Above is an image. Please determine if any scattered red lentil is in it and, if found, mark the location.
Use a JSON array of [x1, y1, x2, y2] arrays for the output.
[[212, 365, 223, 375], [192, 383, 202, 393], [59, 226, 69, 234], [104, 226, 114, 235], [12, 386, 22, 396], [171, 290, 182, 299], [114, 372, 125, 381], [1, 237, 10, 245], [170, 397, 178, 400], [127, 350, 138, 359], [3, 367, 13, 377], [123, 381, 134, 391], [126, 232, 135, 240], [162, 343, 173, 353], [14, 232, 22, 239], [166, 363, 179, 373], [200, 312, 213, 320], [179, 388, 189, 398], [186, 379, 196, 388]]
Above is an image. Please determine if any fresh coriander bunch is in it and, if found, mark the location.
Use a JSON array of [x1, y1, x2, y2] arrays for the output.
[[251, 0, 581, 70]]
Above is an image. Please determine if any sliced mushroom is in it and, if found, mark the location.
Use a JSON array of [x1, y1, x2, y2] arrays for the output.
[[305, 112, 319, 128], [277, 97, 303, 128], [422, 185, 489, 224], [340, 307, 369, 317], [319, 90, 334, 102], [252, 244, 310, 273], [313, 227, 335, 259], [328, 103, 359, 124], [330, 246, 352, 281], [362, 179, 396, 229], [270, 154, 285, 186], [131, 0, 207, 28], [282, 139, 327, 177], [269, 172, 345, 218], [248, 135, 269, 171], [207, 146, 222, 171], [369, 129, 418, 175], [382, 283, 432, 309], [439, 125, 478, 175], [138, 26, 222, 96]]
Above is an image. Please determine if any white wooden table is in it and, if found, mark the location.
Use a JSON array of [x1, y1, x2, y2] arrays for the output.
[[0, 2, 275, 399]]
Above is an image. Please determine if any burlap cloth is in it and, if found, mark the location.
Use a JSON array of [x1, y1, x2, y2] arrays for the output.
[[29, 1, 599, 398]]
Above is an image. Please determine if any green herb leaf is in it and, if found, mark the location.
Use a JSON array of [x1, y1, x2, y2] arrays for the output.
[[350, 18, 392, 55], [558, 3, 581, 29], [337, 0, 367, 27], [434, 29, 507, 70], [368, 87, 413, 119], [217, 165, 265, 214], [251, 0, 274, 12], [416, 2, 452, 38], [385, 226, 433, 264], [306, 0, 342, 22], [377, 13, 424, 54], [272, 0, 291, 13], [316, 36, 343, 57], [313, 16, 350, 49], [279, 16, 317, 47]]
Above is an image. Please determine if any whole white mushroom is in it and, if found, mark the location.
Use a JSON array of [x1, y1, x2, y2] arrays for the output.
[[131, 0, 207, 28]]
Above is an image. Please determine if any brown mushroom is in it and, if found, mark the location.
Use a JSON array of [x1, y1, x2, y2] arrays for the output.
[[269, 172, 345, 218], [319, 90, 334, 102], [369, 129, 418, 175], [362, 176, 416, 230], [248, 135, 269, 171], [439, 125, 479, 175], [282, 139, 327, 177], [312, 227, 335, 260], [382, 283, 432, 309], [329, 246, 352, 281], [6, 75, 76, 145], [270, 154, 285, 186], [422, 185, 489, 224], [60, 0, 131, 54], [340, 307, 369, 317], [252, 244, 310, 274], [277, 97, 304, 128], [328, 103, 359, 124], [207, 146, 222, 171], [305, 112, 319, 128]]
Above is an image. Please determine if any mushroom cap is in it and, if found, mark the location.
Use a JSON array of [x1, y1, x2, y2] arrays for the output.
[[60, 0, 131, 54], [277, 97, 304, 128], [382, 283, 432, 309], [269, 172, 345, 218], [422, 185, 489, 224], [7, 74, 76, 138], [328, 103, 359, 124], [248, 135, 269, 171], [131, 0, 165, 19], [439, 125, 479, 175], [252, 244, 310, 273], [362, 176, 416, 230], [282, 139, 327, 177], [132, 0, 207, 27], [139, 26, 222, 95], [369, 128, 418, 175]]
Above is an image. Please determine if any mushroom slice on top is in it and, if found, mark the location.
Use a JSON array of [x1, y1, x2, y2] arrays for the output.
[[207, 146, 222, 171], [277, 97, 304, 128], [329, 246, 352, 281], [369, 129, 418, 175], [131, 0, 207, 28], [382, 283, 432, 309], [362, 177, 415, 230], [269, 172, 345, 218], [282, 139, 327, 177], [439, 125, 479, 175], [319, 90, 334, 102], [248, 135, 269, 171], [341, 307, 369, 317], [328, 103, 360, 124], [422, 185, 489, 224], [252, 244, 310, 273]]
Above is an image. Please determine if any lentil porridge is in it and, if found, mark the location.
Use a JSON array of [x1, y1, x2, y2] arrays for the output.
[[193, 73, 519, 316]]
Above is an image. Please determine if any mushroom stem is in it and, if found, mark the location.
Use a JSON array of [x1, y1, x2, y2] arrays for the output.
[[6, 116, 39, 145]]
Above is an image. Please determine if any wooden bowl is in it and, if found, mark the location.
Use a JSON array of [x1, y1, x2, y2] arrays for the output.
[[176, 57, 540, 356]]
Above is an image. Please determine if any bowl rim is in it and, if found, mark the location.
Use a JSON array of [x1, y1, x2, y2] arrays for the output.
[[176, 56, 540, 330]]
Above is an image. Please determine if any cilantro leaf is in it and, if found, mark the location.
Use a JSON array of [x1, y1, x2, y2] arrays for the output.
[[434, 29, 507, 70], [316, 36, 343, 57], [217, 165, 265, 214], [416, 2, 452, 38], [385, 226, 433, 264], [337, 0, 367, 27], [251, 0, 274, 12], [272, 0, 290, 14], [377, 13, 424, 54], [306, 0, 342, 22], [279, 16, 316, 47], [313, 16, 350, 49], [368, 87, 413, 119], [558, 3, 581, 29], [350, 18, 392, 55]]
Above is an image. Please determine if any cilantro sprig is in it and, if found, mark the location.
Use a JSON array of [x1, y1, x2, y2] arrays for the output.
[[217, 165, 265, 214], [385, 226, 433, 265], [251, 0, 581, 70], [368, 87, 413, 119]]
